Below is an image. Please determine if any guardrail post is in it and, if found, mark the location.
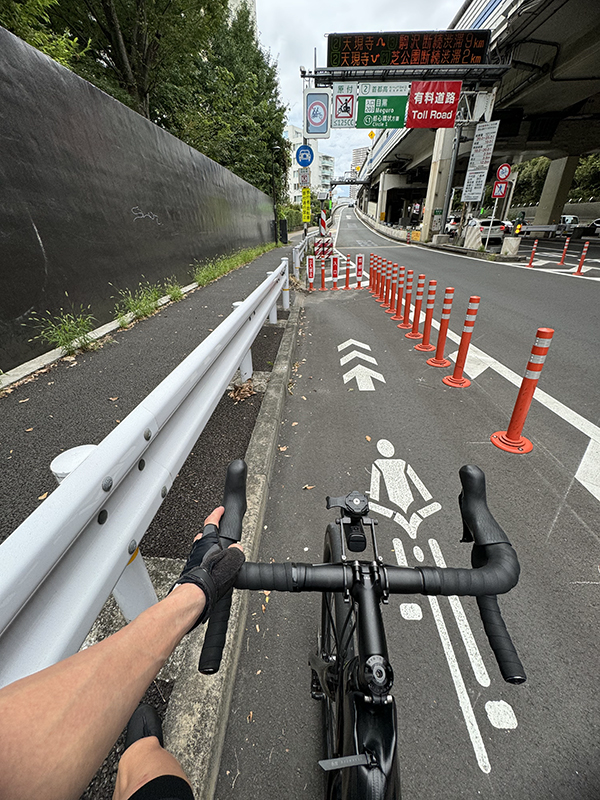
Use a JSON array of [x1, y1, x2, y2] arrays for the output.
[[281, 258, 290, 310], [266, 272, 278, 322], [232, 302, 253, 381], [50, 446, 158, 621]]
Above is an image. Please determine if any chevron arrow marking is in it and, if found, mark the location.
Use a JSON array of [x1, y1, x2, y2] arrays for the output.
[[339, 350, 378, 366], [337, 339, 372, 352], [343, 364, 386, 391]]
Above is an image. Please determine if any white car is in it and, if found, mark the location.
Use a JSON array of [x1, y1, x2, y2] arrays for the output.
[[469, 218, 508, 239]]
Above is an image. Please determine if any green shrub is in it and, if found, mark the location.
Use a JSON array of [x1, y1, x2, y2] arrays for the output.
[[29, 301, 96, 355], [191, 243, 277, 287], [114, 281, 162, 323], [163, 277, 184, 302]]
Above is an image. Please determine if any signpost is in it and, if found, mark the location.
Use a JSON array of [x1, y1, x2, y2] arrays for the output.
[[303, 88, 332, 138], [461, 120, 500, 203]]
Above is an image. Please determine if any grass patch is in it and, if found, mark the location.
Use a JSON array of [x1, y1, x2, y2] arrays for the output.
[[29, 301, 96, 355], [114, 281, 163, 326], [191, 242, 277, 287], [163, 277, 184, 302]]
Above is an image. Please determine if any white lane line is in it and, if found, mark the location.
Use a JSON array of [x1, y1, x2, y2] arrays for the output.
[[428, 538, 491, 688], [392, 538, 491, 773], [485, 700, 518, 729]]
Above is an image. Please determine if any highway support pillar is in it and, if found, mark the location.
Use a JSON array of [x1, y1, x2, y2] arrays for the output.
[[533, 156, 579, 228], [421, 128, 455, 242]]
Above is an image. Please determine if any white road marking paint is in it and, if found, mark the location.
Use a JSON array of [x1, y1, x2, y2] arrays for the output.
[[406, 465, 432, 501], [370, 501, 394, 518], [342, 364, 386, 391], [400, 603, 423, 620], [393, 537, 408, 566], [575, 438, 600, 499], [337, 339, 371, 352], [418, 502, 442, 518], [448, 348, 496, 380], [485, 700, 518, 730], [427, 595, 491, 773], [393, 537, 494, 770], [413, 545, 424, 562], [429, 538, 491, 688], [339, 350, 378, 366], [394, 511, 423, 539]]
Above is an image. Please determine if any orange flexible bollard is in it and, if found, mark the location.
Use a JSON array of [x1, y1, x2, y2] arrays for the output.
[[415, 281, 437, 352], [390, 266, 405, 321], [574, 242, 589, 276], [343, 254, 351, 289], [398, 270, 414, 329], [442, 296, 480, 388], [427, 287, 454, 367], [491, 328, 554, 453], [319, 257, 327, 291], [385, 265, 399, 313], [406, 274, 426, 339]]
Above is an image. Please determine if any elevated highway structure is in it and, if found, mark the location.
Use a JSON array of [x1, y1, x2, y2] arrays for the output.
[[351, 0, 600, 239]]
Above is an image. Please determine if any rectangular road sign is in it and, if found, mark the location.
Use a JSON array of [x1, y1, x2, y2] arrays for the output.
[[356, 254, 364, 280], [406, 80, 462, 128], [332, 83, 358, 128], [299, 168, 310, 187], [462, 120, 500, 203], [356, 82, 410, 129], [492, 180, 508, 199], [304, 88, 332, 139], [302, 187, 311, 222], [327, 30, 491, 69]]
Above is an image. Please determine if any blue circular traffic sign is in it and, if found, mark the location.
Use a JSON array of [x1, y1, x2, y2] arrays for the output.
[[296, 145, 314, 167]]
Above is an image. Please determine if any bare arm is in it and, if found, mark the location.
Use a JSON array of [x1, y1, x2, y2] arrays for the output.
[[0, 507, 233, 800]]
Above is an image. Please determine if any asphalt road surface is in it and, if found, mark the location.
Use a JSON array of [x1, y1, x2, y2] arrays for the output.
[[216, 212, 599, 800]]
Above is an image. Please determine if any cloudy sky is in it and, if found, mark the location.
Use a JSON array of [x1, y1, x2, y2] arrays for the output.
[[255, 0, 462, 176]]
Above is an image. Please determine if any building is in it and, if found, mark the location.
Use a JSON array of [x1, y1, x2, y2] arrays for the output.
[[283, 124, 335, 205], [350, 147, 370, 199]]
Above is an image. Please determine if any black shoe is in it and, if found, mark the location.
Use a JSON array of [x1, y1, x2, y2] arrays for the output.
[[124, 703, 164, 750]]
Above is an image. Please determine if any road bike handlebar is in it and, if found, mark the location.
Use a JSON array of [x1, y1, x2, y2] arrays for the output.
[[198, 461, 526, 684]]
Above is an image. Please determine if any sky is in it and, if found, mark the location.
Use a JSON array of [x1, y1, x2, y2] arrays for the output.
[[255, 0, 462, 177]]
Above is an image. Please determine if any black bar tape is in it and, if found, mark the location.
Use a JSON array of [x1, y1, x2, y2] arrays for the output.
[[419, 543, 520, 596], [458, 465, 511, 546], [219, 459, 247, 544], [198, 592, 233, 675], [477, 595, 527, 684], [236, 562, 299, 591]]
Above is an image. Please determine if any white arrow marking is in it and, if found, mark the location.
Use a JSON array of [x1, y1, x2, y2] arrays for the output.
[[339, 350, 378, 366], [337, 339, 372, 352], [343, 364, 386, 391]]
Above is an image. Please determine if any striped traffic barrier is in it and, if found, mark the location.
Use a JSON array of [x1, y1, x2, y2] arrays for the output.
[[442, 296, 480, 388], [385, 265, 399, 313], [391, 266, 406, 321], [491, 328, 554, 453], [319, 258, 327, 291], [343, 254, 351, 290], [356, 254, 364, 289], [406, 274, 426, 339], [574, 241, 589, 276], [527, 239, 538, 268], [415, 281, 437, 352], [406, 230, 411, 245], [427, 288, 454, 367], [372, 255, 381, 297], [398, 270, 414, 329], [307, 255, 315, 292], [558, 237, 570, 266], [427, 286, 454, 367], [331, 255, 339, 290]]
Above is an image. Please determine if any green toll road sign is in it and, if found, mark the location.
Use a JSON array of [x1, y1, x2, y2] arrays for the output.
[[356, 83, 409, 129]]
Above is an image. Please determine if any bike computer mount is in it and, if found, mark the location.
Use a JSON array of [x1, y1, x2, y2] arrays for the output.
[[326, 491, 381, 559]]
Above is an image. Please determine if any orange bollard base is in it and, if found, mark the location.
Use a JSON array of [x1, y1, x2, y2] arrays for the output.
[[426, 356, 451, 367], [397, 321, 412, 329], [405, 331, 423, 340], [442, 374, 471, 388], [415, 342, 436, 352], [490, 431, 533, 454]]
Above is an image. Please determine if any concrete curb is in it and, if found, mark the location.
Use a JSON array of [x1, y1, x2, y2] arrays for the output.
[[163, 294, 304, 800]]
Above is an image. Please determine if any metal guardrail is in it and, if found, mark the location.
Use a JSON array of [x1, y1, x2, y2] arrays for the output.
[[292, 232, 317, 280], [0, 259, 289, 688]]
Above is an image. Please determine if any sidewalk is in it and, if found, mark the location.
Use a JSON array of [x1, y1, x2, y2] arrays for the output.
[[0, 243, 303, 799]]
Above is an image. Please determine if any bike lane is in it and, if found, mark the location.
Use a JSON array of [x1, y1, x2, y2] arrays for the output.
[[216, 279, 599, 798]]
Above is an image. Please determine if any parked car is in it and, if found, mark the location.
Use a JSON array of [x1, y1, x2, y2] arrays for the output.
[[502, 220, 514, 234], [444, 216, 462, 236], [560, 215, 579, 234], [469, 218, 508, 239]]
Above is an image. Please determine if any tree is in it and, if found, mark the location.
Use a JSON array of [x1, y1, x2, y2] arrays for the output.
[[46, 0, 228, 117], [0, 0, 85, 67], [511, 157, 551, 206], [571, 155, 600, 200]]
